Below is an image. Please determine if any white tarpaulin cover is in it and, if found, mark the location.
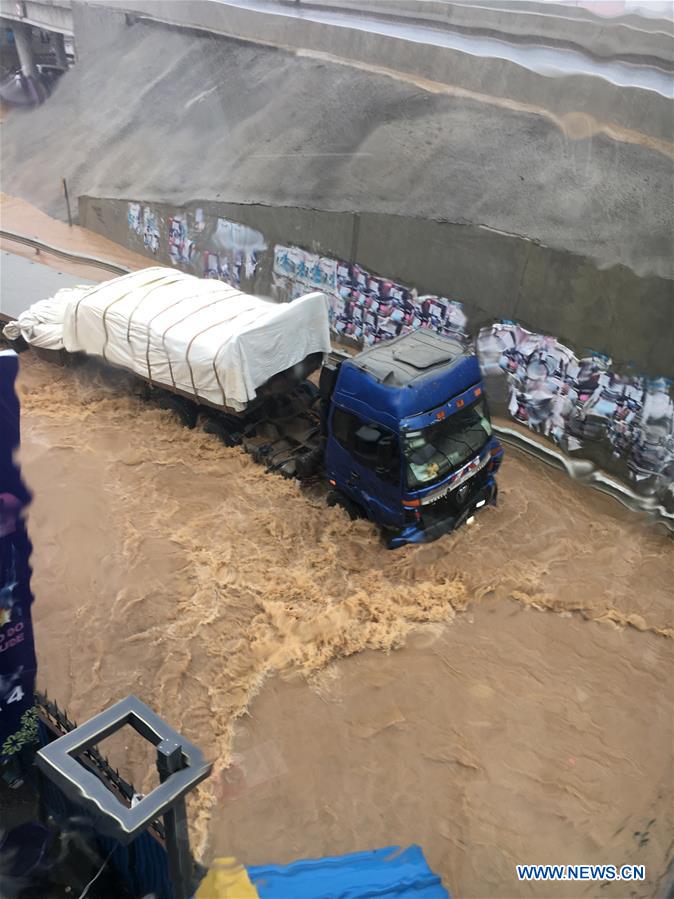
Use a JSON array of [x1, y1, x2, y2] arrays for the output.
[[4, 267, 331, 411], [2, 286, 88, 351]]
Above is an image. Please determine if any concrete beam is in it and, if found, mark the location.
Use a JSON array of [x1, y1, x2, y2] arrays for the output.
[[0, 0, 73, 35]]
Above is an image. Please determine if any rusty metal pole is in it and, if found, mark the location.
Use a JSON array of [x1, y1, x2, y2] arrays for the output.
[[62, 178, 73, 227]]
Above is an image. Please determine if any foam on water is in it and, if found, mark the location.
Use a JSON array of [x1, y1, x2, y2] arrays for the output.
[[15, 354, 673, 856]]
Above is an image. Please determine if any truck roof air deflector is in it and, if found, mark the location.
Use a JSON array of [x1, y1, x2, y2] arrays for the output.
[[392, 343, 456, 369]]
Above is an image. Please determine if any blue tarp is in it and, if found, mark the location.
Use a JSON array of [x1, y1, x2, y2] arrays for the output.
[[248, 845, 450, 899]]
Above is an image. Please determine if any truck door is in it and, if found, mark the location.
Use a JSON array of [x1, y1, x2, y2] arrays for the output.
[[329, 406, 402, 527]]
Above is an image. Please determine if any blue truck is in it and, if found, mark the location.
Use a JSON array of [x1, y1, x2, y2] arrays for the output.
[[319, 329, 503, 547], [4, 271, 503, 547]]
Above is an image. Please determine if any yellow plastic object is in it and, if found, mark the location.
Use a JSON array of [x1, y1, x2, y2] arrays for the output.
[[194, 857, 259, 898]]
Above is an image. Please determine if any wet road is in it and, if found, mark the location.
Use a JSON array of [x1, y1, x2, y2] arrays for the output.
[[214, 0, 674, 96], [0, 251, 95, 321]]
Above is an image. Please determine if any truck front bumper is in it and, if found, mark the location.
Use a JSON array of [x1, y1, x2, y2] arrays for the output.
[[387, 476, 498, 549]]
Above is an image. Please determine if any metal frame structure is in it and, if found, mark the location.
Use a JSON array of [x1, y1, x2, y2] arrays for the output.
[[36, 694, 212, 899]]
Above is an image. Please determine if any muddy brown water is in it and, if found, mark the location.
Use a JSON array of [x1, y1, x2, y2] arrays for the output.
[[15, 352, 673, 898]]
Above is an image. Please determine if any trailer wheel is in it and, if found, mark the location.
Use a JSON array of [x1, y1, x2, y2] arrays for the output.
[[295, 447, 322, 480], [343, 497, 363, 520], [203, 419, 239, 447]]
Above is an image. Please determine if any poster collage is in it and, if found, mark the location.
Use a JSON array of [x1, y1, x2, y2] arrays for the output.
[[125, 203, 673, 499], [127, 202, 160, 255], [127, 203, 264, 291], [272, 244, 469, 346], [477, 322, 674, 494]]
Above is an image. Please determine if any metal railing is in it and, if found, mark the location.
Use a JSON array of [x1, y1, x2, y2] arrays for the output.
[[0, 229, 131, 276]]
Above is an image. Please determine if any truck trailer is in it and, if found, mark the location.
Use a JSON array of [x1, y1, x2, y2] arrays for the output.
[[3, 267, 503, 547]]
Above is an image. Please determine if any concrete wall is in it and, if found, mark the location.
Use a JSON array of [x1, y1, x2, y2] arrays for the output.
[[70, 1, 127, 65], [80, 195, 674, 379], [299, 0, 674, 65], [112, 0, 673, 142]]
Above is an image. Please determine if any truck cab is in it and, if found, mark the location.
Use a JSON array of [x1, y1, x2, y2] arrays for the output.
[[322, 330, 504, 547]]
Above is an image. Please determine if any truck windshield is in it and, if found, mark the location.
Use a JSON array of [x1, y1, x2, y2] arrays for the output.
[[403, 399, 492, 489]]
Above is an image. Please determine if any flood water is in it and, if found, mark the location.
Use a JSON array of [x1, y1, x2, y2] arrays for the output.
[[16, 352, 673, 897]]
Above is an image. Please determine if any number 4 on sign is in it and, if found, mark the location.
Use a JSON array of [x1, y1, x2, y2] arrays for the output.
[[7, 686, 24, 704]]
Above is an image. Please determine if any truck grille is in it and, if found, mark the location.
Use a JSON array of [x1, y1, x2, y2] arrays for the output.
[[421, 466, 490, 525]]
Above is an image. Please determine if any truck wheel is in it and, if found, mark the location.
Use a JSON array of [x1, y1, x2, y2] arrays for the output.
[[343, 497, 363, 520], [326, 491, 362, 520]]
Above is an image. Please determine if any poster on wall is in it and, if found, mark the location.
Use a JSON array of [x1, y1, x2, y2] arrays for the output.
[[476, 321, 674, 499], [203, 218, 267, 288], [0, 351, 38, 770], [203, 248, 254, 288], [168, 215, 196, 266], [274, 245, 304, 281], [127, 202, 142, 235], [271, 272, 308, 304], [143, 207, 160, 254]]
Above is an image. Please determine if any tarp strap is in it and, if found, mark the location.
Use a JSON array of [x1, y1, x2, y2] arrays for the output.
[[143, 288, 204, 386], [71, 269, 152, 345], [181, 284, 242, 399], [211, 301, 274, 405], [125, 274, 184, 344], [161, 295, 234, 393]]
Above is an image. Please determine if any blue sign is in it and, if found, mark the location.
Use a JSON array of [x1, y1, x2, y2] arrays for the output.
[[0, 350, 38, 766]]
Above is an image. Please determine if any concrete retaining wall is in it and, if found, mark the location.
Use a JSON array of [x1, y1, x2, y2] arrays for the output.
[[299, 0, 674, 65], [111, 0, 673, 142], [79, 195, 674, 379]]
